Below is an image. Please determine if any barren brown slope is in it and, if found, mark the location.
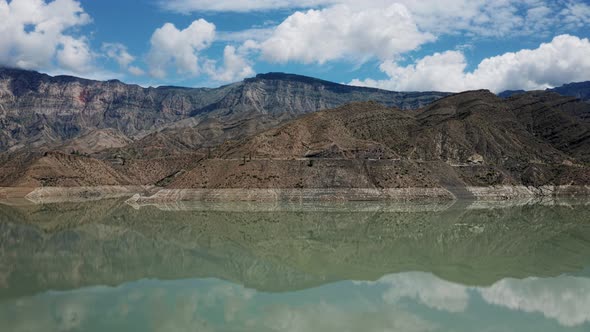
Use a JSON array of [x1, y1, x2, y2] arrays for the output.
[[57, 128, 132, 155], [112, 154, 206, 186], [0, 149, 208, 188], [0, 151, 133, 187], [218, 101, 409, 160], [507, 91, 590, 162], [168, 90, 590, 189]]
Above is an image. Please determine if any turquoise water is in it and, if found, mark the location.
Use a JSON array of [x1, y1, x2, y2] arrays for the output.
[[1, 199, 589, 331]]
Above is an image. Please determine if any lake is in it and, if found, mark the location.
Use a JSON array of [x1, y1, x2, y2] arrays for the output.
[[1, 199, 589, 331]]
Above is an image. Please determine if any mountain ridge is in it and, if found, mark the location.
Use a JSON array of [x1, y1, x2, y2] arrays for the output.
[[1, 68, 589, 195], [0, 67, 450, 153], [498, 81, 590, 101]]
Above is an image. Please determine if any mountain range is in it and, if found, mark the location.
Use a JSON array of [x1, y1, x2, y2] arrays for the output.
[[498, 81, 590, 100], [0, 68, 448, 154], [0, 67, 589, 196]]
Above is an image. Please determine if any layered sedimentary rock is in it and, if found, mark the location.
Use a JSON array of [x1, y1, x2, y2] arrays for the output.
[[0, 68, 448, 153], [1, 68, 589, 200], [167, 91, 590, 191]]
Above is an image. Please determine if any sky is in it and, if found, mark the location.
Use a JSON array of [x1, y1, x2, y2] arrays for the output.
[[1, 0, 590, 92]]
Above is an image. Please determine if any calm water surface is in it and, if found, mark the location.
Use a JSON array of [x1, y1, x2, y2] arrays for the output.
[[0, 199, 589, 331]]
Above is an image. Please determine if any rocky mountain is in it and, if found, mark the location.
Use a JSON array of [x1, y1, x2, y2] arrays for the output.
[[497, 90, 526, 98], [550, 81, 590, 101], [0, 151, 133, 187], [1, 67, 589, 192], [498, 81, 590, 101], [168, 90, 590, 190], [1, 89, 589, 190], [0, 68, 449, 153]]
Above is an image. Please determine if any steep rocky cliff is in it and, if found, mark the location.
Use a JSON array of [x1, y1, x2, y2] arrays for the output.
[[0, 68, 449, 153]]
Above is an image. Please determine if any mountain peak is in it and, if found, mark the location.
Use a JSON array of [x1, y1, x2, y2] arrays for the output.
[[248, 72, 342, 86], [245, 72, 398, 95]]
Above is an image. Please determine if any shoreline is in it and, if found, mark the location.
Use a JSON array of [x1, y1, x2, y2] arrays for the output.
[[2, 185, 590, 205]]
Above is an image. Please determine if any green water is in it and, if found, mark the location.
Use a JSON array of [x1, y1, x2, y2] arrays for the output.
[[1, 199, 589, 331]]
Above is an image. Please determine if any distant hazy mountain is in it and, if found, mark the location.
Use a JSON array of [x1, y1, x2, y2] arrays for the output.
[[550, 81, 590, 101], [498, 81, 590, 100], [497, 90, 526, 98]]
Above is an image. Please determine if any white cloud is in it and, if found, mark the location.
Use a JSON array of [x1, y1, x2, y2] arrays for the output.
[[127, 66, 145, 76], [102, 43, 134, 68], [372, 272, 470, 313], [198, 1, 590, 76], [560, 1, 590, 29], [0, 0, 93, 74], [260, 4, 435, 64], [158, 0, 336, 13], [217, 28, 274, 43], [102, 42, 145, 76], [370, 271, 590, 328], [262, 302, 436, 332], [481, 276, 590, 327], [351, 34, 590, 92], [204, 45, 255, 83], [56, 35, 93, 73], [161, 1, 590, 38], [146, 19, 216, 78]]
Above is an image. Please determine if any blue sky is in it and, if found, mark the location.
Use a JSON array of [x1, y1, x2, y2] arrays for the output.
[[1, 0, 590, 92]]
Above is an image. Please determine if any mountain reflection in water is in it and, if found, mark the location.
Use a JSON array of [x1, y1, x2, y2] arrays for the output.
[[0, 199, 589, 331]]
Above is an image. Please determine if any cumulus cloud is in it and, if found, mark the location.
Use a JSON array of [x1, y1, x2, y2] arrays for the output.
[[369, 271, 590, 328], [351, 34, 590, 92], [0, 0, 93, 73], [481, 276, 590, 327], [161, 1, 590, 38], [101, 43, 144, 76], [102, 43, 134, 68], [56, 35, 93, 73], [372, 272, 470, 313], [204, 45, 255, 83], [259, 4, 435, 64], [180, 0, 590, 86], [146, 19, 216, 78]]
